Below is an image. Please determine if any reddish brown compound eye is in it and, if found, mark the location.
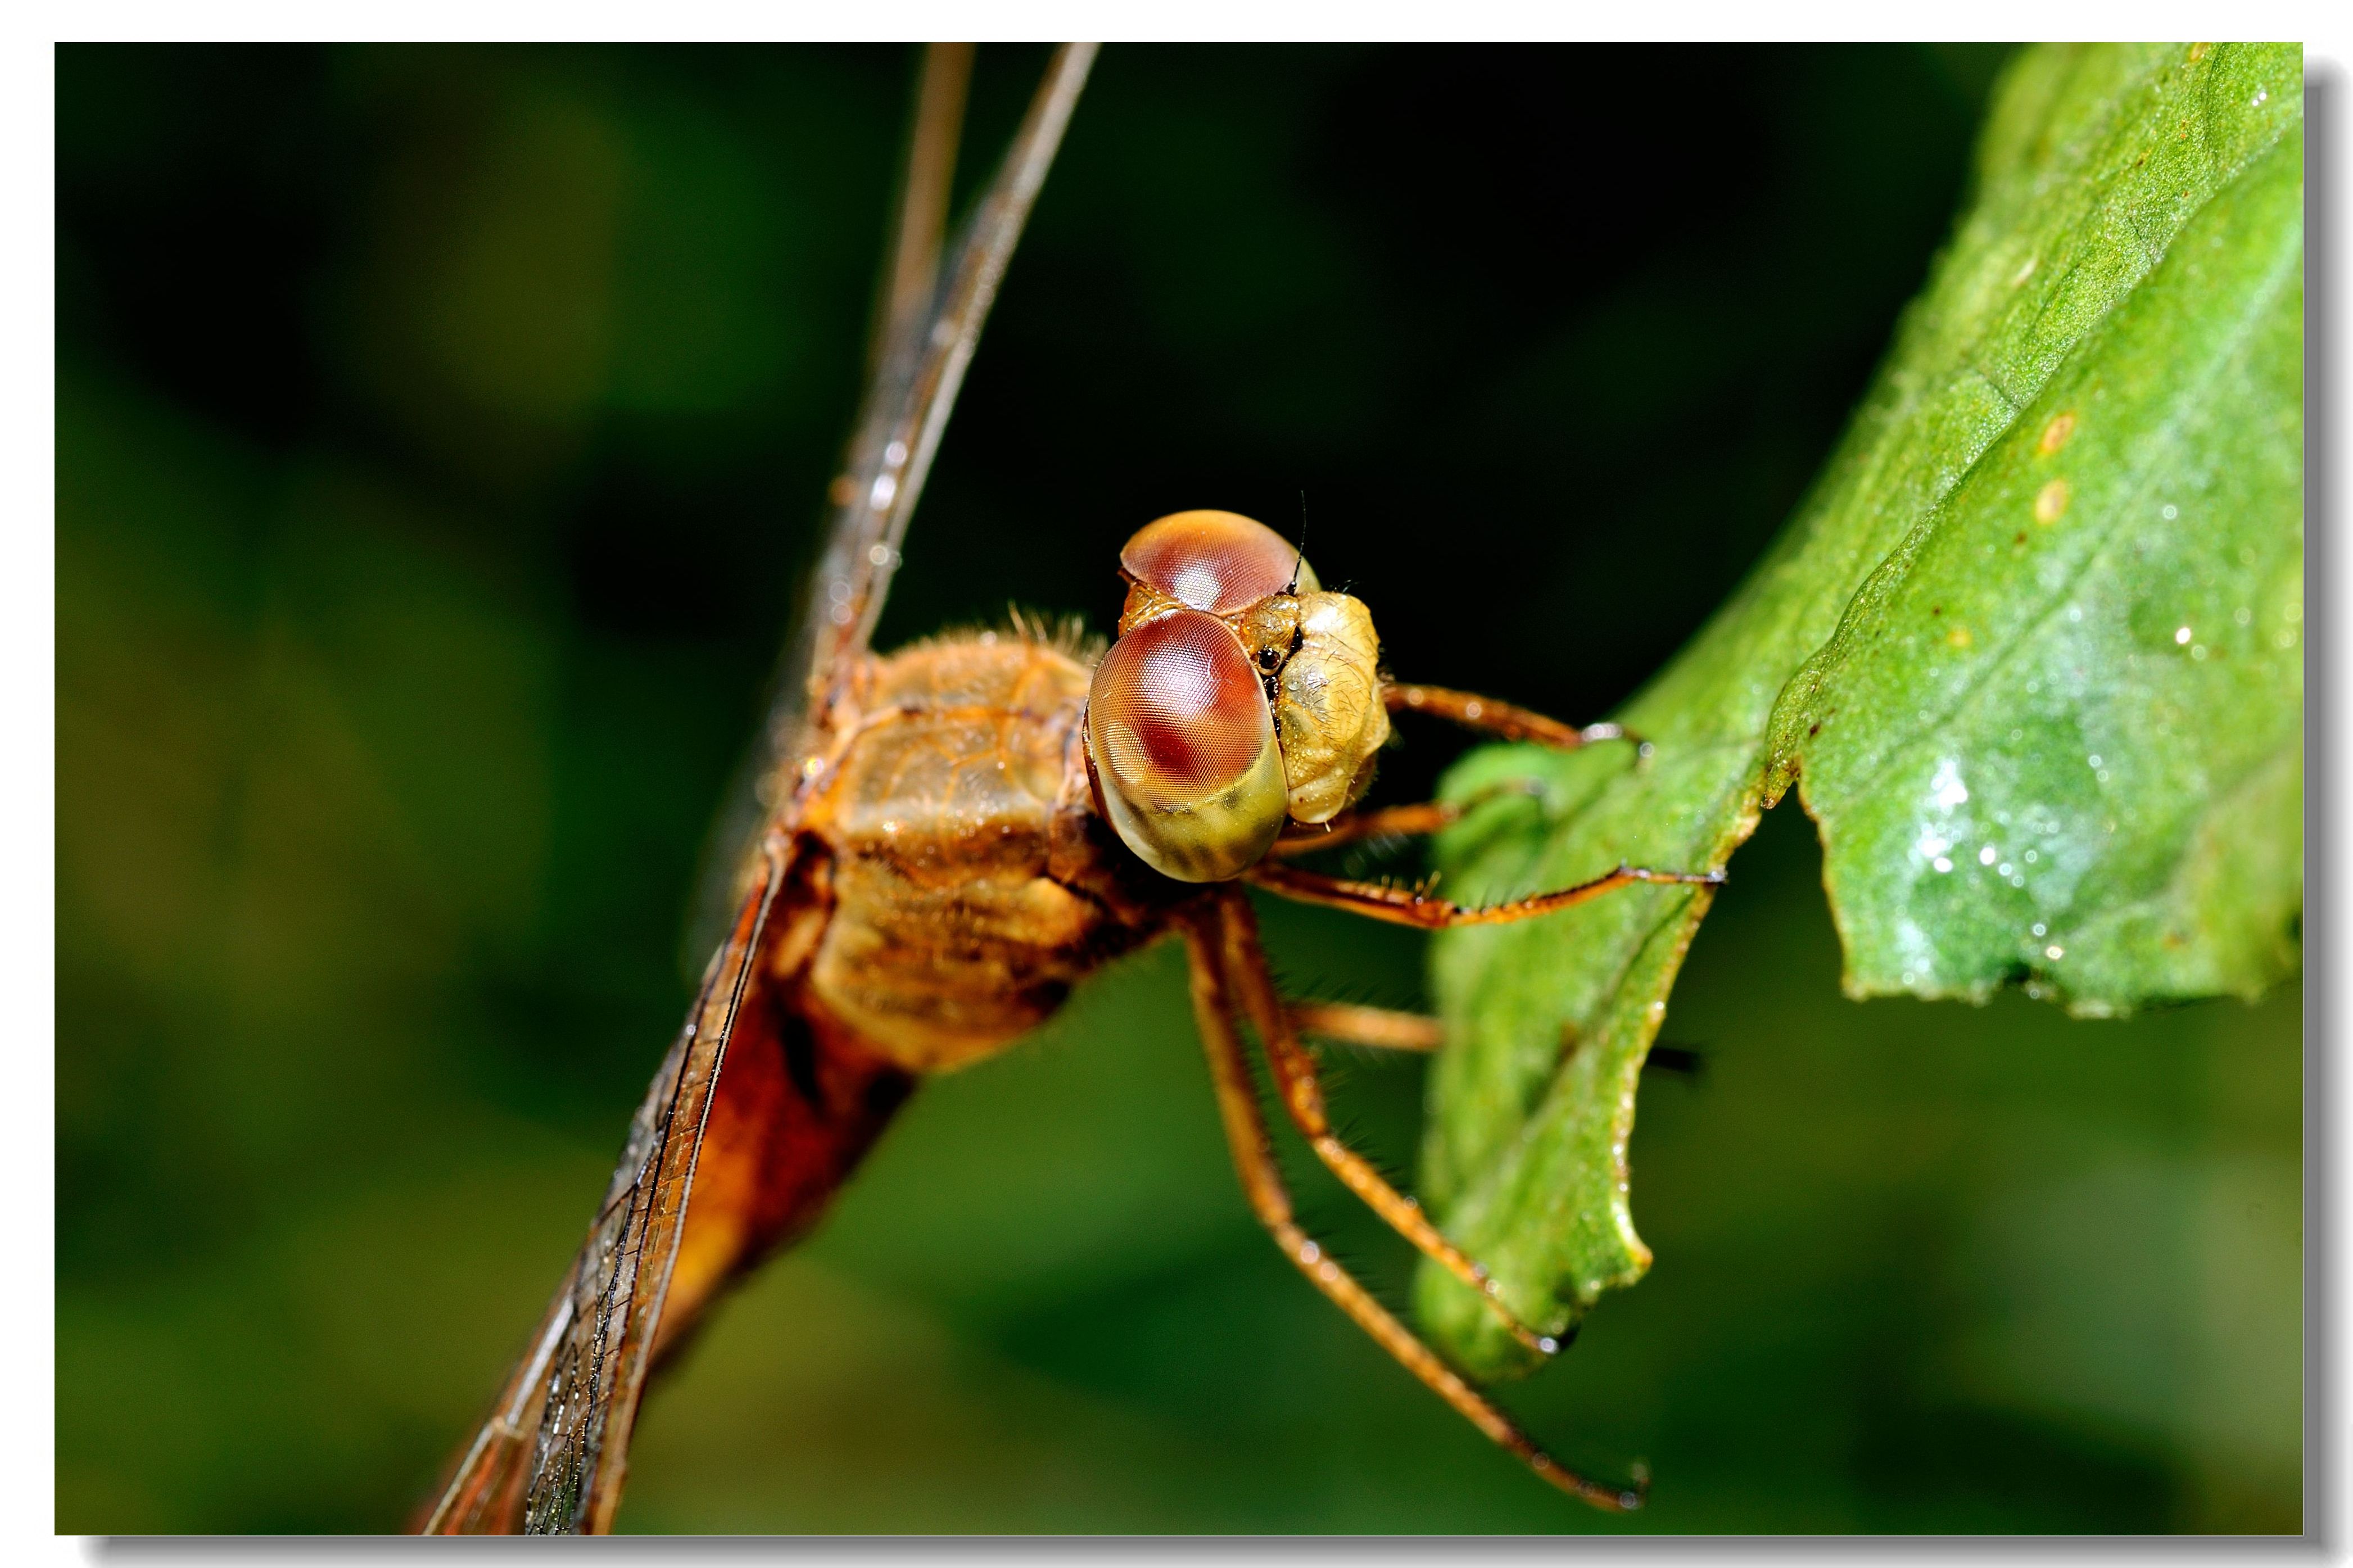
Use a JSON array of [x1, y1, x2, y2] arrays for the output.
[[1119, 510, 1319, 617], [1086, 609, 1288, 882]]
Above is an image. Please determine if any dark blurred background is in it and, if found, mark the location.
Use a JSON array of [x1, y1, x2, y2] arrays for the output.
[[56, 43, 2300, 1533]]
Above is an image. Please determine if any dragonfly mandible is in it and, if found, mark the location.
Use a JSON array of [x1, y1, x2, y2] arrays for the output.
[[418, 43, 1717, 1534]]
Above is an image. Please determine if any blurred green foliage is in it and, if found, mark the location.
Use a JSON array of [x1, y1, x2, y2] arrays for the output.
[[1415, 43, 2305, 1381], [56, 44, 2298, 1533]]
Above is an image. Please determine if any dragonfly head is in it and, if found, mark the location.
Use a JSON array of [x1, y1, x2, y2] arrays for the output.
[[1085, 510, 1390, 883]]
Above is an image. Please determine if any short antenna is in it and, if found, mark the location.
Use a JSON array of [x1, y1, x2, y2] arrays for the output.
[[1288, 489, 1309, 592]]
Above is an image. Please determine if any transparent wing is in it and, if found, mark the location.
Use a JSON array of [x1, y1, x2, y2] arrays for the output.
[[419, 848, 786, 1534], [768, 41, 1097, 765], [422, 819, 917, 1535], [687, 41, 1097, 964]]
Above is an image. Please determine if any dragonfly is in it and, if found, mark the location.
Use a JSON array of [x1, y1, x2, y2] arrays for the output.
[[418, 43, 1720, 1534]]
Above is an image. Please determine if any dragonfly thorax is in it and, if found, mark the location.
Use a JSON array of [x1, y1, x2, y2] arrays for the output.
[[802, 633, 1169, 1072]]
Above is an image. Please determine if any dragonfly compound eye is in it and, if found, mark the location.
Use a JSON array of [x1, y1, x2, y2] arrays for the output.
[[1087, 608, 1289, 882], [1119, 510, 1320, 625]]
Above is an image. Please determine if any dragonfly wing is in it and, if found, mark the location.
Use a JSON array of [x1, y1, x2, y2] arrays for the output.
[[763, 40, 1098, 772], [421, 844, 788, 1535], [422, 832, 919, 1535], [413, 1258, 577, 1534], [687, 42, 1098, 968]]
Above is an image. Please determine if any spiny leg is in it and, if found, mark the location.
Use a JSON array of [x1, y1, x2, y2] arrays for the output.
[[1268, 802, 1464, 860], [1384, 682, 1639, 751], [1267, 774, 1561, 862], [1286, 1000, 1443, 1053], [1249, 859, 1722, 931], [1178, 910, 1644, 1513], [1212, 889, 1563, 1358]]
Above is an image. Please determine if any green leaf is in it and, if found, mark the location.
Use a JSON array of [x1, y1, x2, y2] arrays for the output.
[[1414, 43, 2304, 1379]]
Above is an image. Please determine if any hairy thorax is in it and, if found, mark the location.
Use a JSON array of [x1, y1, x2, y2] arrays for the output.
[[781, 631, 1176, 1073]]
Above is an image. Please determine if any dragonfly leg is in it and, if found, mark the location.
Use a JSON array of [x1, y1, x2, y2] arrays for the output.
[[1178, 906, 1644, 1514], [1266, 779, 1560, 863], [1285, 1000, 1443, 1053], [1247, 859, 1722, 931], [1266, 802, 1463, 859], [1216, 889, 1560, 1359], [1384, 682, 1640, 751]]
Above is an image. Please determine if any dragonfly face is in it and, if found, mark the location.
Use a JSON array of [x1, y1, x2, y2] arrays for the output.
[[1088, 510, 1390, 882]]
